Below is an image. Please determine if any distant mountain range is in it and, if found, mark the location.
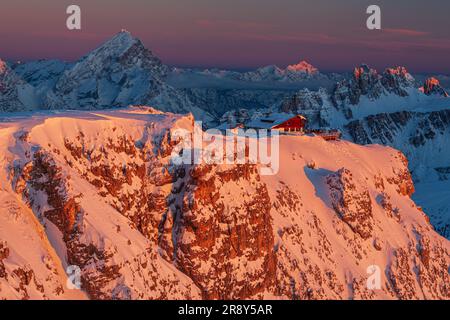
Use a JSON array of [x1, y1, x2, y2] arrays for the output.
[[1, 30, 450, 240], [3, 30, 448, 121], [0, 31, 449, 300]]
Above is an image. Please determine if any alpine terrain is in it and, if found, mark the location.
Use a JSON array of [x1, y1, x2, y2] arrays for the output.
[[0, 31, 449, 300]]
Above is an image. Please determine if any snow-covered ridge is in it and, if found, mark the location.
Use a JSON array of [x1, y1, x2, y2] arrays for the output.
[[169, 59, 340, 89], [0, 107, 448, 299]]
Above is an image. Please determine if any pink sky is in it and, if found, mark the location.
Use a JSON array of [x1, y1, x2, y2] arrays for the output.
[[0, 0, 449, 73]]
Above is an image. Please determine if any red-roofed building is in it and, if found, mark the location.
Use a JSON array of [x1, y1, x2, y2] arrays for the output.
[[246, 114, 307, 133]]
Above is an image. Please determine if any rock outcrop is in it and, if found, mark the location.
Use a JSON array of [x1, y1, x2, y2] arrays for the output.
[[421, 77, 449, 97]]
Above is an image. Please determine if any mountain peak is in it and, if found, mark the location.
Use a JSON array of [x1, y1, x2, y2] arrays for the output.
[[385, 66, 408, 75], [103, 29, 137, 48], [353, 64, 376, 79], [286, 60, 318, 74], [421, 77, 449, 97], [385, 65, 414, 81], [70, 30, 152, 69]]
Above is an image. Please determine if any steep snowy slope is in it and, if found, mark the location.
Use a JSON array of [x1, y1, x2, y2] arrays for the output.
[[0, 59, 39, 112], [0, 106, 448, 299], [0, 125, 86, 299], [12, 59, 71, 99], [344, 106, 450, 239], [0, 109, 201, 299]]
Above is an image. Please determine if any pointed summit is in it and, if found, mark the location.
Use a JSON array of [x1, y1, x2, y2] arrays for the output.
[[66, 30, 165, 77], [353, 64, 377, 81], [383, 66, 414, 82], [48, 30, 169, 110], [239, 59, 321, 82], [286, 60, 318, 74], [421, 77, 449, 97], [45, 32, 214, 121], [92, 30, 140, 58], [112, 29, 134, 42], [381, 66, 415, 96]]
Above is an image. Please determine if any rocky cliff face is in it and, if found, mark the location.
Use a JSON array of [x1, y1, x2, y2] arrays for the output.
[[168, 163, 276, 299], [0, 107, 448, 300], [345, 108, 450, 238], [327, 168, 374, 240], [331, 64, 416, 112]]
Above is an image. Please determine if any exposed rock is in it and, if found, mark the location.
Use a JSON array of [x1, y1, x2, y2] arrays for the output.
[[327, 168, 374, 239], [421, 77, 449, 97], [381, 66, 415, 97]]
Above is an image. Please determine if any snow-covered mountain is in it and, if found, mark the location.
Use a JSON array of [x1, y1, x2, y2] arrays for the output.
[[182, 88, 293, 119], [166, 60, 344, 122], [218, 64, 430, 127], [0, 59, 39, 112], [0, 32, 347, 130], [0, 31, 214, 123], [43, 31, 212, 122], [238, 60, 322, 82], [172, 60, 335, 84], [12, 59, 72, 98], [0, 106, 448, 299]]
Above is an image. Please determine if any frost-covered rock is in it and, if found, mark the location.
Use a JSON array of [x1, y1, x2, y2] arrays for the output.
[[327, 168, 373, 239]]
